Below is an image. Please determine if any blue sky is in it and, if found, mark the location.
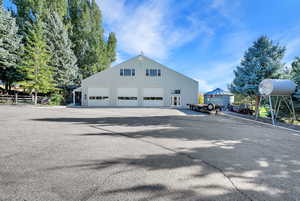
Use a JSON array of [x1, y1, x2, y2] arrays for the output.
[[5, 0, 300, 92], [98, 0, 300, 92]]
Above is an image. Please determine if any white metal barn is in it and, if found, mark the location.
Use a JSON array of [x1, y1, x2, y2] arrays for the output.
[[73, 54, 198, 108]]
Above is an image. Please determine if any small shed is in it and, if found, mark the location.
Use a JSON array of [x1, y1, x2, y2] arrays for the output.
[[204, 88, 234, 107]]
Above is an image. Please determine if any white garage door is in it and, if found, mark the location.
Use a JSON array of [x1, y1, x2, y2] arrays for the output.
[[117, 88, 138, 106], [88, 88, 110, 106], [143, 88, 164, 107]]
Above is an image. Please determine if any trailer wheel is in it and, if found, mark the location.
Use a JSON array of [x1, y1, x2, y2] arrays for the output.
[[207, 103, 215, 111]]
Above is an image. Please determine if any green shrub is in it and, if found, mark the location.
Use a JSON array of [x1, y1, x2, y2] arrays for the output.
[[259, 106, 271, 117], [49, 93, 64, 105]]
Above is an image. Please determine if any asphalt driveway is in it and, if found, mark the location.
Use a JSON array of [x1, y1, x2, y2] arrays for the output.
[[1, 105, 300, 201]]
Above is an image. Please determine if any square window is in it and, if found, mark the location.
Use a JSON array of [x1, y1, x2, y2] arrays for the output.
[[146, 69, 149, 76], [120, 69, 124, 76], [132, 69, 135, 76]]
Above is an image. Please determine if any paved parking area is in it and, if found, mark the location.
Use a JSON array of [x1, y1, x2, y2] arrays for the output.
[[1, 105, 300, 201]]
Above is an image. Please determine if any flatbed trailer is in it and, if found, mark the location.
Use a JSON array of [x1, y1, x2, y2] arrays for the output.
[[187, 103, 221, 114]]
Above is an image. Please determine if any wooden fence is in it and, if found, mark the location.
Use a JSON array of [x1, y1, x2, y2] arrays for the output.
[[0, 94, 46, 104]]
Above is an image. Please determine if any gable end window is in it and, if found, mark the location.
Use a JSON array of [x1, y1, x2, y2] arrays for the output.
[[150, 69, 157, 76], [120, 68, 135, 76], [124, 69, 131, 76], [146, 69, 161, 77]]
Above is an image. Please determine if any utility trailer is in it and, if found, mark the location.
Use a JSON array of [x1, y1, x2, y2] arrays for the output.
[[187, 103, 221, 114]]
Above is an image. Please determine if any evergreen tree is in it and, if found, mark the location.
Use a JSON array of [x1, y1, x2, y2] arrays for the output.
[[45, 0, 68, 18], [230, 36, 285, 109], [107, 32, 117, 63], [44, 11, 79, 90], [20, 18, 54, 104], [0, 3, 22, 91], [13, 0, 66, 37], [290, 57, 300, 85], [10, 0, 117, 95]]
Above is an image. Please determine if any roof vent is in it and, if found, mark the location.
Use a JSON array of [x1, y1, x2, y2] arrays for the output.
[[138, 52, 143, 60]]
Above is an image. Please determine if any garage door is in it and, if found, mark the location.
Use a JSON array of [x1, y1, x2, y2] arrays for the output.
[[117, 88, 138, 106], [143, 88, 164, 107], [88, 88, 110, 106]]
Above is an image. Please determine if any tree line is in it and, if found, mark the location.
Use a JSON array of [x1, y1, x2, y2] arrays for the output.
[[230, 36, 300, 111], [0, 0, 116, 104]]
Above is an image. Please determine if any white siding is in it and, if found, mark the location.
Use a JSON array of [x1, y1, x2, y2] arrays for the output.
[[80, 55, 198, 107]]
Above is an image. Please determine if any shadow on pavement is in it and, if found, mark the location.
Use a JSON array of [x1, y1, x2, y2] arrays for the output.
[[33, 114, 300, 201]]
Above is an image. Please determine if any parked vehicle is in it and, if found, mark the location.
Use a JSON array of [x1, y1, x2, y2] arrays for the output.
[[187, 103, 221, 114], [228, 104, 255, 115]]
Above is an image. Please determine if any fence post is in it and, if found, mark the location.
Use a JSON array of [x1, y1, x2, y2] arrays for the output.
[[15, 93, 18, 104]]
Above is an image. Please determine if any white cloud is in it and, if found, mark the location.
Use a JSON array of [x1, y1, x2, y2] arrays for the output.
[[209, 0, 242, 27], [97, 0, 213, 59], [194, 59, 239, 92], [284, 38, 300, 63], [114, 51, 126, 64], [272, 25, 300, 64], [196, 79, 215, 92]]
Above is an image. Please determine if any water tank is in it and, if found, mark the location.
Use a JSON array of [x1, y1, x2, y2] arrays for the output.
[[259, 79, 297, 96]]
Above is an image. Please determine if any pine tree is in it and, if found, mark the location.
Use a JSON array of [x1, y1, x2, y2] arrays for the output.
[[12, 0, 65, 40], [20, 18, 55, 104], [44, 11, 80, 90], [45, 0, 68, 18], [13, 0, 45, 20], [107, 32, 117, 63], [290, 57, 300, 85], [230, 36, 285, 109], [12, 0, 117, 84], [0, 3, 22, 91]]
